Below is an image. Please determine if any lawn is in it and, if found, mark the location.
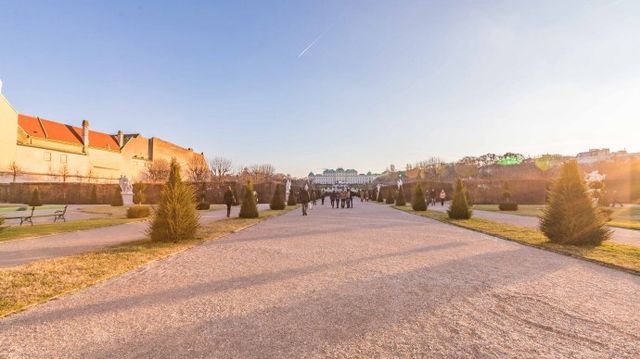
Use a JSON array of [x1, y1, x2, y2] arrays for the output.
[[0, 207, 294, 317], [0, 204, 65, 213], [394, 205, 640, 275], [0, 217, 140, 242], [473, 204, 640, 231]]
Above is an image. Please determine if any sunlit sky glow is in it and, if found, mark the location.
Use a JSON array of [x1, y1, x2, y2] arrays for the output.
[[1, 0, 639, 176]]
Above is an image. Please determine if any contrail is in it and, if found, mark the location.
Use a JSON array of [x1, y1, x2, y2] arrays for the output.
[[298, 33, 324, 58]]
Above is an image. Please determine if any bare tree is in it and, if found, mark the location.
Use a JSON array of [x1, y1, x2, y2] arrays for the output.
[[86, 167, 95, 183], [9, 161, 21, 183], [210, 157, 233, 187], [250, 164, 275, 183], [188, 156, 210, 184], [59, 164, 70, 183], [145, 159, 171, 183]]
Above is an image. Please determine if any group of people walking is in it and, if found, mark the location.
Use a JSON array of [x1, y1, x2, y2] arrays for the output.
[[428, 188, 447, 206], [329, 190, 355, 209]]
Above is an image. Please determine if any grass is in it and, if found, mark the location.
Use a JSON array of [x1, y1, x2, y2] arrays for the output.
[[0, 207, 294, 317], [0, 218, 140, 243], [0, 204, 64, 213], [393, 205, 640, 275], [473, 203, 640, 231]]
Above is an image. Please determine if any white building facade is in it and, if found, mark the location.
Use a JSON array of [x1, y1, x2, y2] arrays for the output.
[[308, 168, 379, 185]]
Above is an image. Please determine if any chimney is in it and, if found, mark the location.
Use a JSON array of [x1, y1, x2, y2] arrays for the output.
[[117, 130, 124, 148], [82, 120, 90, 153]]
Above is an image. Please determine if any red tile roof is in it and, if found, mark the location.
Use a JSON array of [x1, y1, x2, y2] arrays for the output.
[[18, 114, 120, 151]]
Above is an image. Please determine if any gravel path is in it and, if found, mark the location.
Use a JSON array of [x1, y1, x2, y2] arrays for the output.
[[429, 202, 640, 247], [0, 204, 269, 268], [1, 202, 639, 358]]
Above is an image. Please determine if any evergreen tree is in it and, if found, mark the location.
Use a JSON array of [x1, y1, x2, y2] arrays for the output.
[[376, 190, 384, 202], [412, 185, 427, 211], [287, 187, 297, 206], [385, 188, 395, 204], [29, 188, 42, 207], [448, 178, 472, 219], [148, 158, 200, 241], [133, 182, 146, 205], [395, 185, 406, 206], [540, 161, 610, 245], [90, 185, 98, 204], [270, 183, 286, 210], [239, 181, 259, 218], [110, 186, 123, 206]]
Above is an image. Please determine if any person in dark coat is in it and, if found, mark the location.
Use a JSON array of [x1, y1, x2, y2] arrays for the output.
[[299, 187, 310, 216], [330, 192, 335, 208], [223, 186, 235, 217], [321, 192, 325, 205]]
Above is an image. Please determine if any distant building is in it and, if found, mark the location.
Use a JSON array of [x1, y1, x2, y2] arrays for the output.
[[0, 89, 205, 183], [308, 168, 379, 185], [575, 148, 639, 165]]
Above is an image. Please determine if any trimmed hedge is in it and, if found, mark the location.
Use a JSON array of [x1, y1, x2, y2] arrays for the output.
[[499, 202, 518, 211], [196, 202, 211, 210], [127, 205, 151, 218]]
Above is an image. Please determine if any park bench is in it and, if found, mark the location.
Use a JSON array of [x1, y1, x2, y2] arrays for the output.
[[1, 205, 68, 226]]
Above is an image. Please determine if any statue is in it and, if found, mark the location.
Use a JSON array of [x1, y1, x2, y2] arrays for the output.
[[118, 175, 134, 205], [285, 178, 292, 202], [397, 177, 403, 189]]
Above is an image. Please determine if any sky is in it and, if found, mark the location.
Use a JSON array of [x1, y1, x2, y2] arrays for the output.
[[1, 0, 639, 176]]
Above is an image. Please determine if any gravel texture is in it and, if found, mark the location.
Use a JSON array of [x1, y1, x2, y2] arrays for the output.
[[1, 202, 639, 358], [0, 204, 269, 268]]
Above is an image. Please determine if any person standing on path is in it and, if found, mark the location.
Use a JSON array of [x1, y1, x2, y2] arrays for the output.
[[330, 192, 335, 208], [223, 187, 235, 217], [321, 193, 325, 206], [439, 189, 446, 206], [299, 187, 310, 216]]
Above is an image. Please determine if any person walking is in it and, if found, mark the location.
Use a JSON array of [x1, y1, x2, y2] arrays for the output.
[[299, 187, 310, 216], [321, 193, 325, 205], [349, 189, 355, 208], [431, 189, 437, 206], [439, 189, 446, 206], [223, 186, 235, 218], [330, 192, 335, 208]]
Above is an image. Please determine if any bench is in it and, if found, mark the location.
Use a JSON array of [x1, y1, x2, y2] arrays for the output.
[[2, 205, 68, 226]]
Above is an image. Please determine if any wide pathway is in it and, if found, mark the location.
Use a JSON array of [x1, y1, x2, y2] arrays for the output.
[[1, 202, 639, 358], [429, 202, 640, 247], [0, 204, 269, 268]]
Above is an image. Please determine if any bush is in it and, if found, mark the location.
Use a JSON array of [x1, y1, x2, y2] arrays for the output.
[[90, 185, 98, 204], [395, 186, 406, 206], [29, 188, 42, 207], [385, 189, 395, 204], [196, 202, 211, 210], [127, 205, 151, 218], [599, 207, 613, 222], [377, 190, 384, 203], [412, 185, 427, 211], [448, 178, 472, 219], [111, 187, 123, 207], [239, 181, 259, 218], [133, 182, 146, 204], [499, 202, 518, 211], [270, 184, 286, 210], [148, 158, 200, 242], [540, 161, 611, 245], [287, 187, 297, 206]]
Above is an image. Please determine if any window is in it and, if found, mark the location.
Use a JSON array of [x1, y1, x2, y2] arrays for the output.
[[44, 152, 51, 161], [60, 154, 68, 164]]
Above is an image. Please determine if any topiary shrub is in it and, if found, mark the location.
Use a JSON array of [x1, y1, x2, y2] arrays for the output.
[[499, 181, 517, 211], [395, 186, 406, 206], [270, 184, 286, 210], [287, 187, 297, 206], [196, 202, 211, 210], [540, 161, 611, 245], [148, 158, 200, 242], [239, 181, 259, 218], [412, 185, 427, 211], [377, 190, 384, 203], [127, 205, 151, 218], [111, 187, 123, 207], [448, 178, 472, 219], [385, 188, 395, 204], [29, 188, 43, 207], [90, 185, 98, 204], [133, 182, 146, 205]]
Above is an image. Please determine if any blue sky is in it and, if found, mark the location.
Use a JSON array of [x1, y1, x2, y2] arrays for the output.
[[1, 0, 639, 176]]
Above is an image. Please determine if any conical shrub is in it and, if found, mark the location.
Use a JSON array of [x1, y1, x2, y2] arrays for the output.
[[448, 178, 472, 219], [110, 187, 123, 207], [377, 189, 384, 202], [148, 158, 200, 241], [540, 161, 610, 245], [412, 185, 427, 211], [385, 188, 395, 204], [287, 187, 297, 206], [270, 184, 286, 210], [239, 181, 259, 218], [395, 186, 406, 206], [29, 188, 42, 207]]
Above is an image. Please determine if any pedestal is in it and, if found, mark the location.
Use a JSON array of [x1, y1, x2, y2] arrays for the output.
[[121, 192, 134, 206]]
